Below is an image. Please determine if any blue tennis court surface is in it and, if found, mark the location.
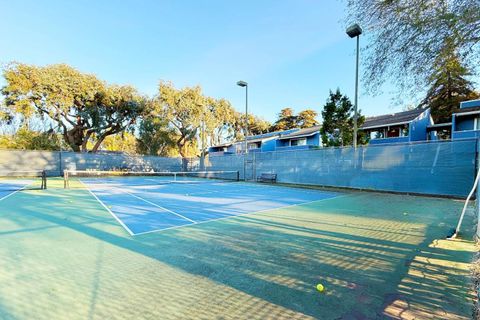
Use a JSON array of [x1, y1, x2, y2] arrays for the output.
[[0, 179, 35, 200], [81, 177, 340, 235]]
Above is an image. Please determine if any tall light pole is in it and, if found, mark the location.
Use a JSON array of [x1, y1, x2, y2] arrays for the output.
[[237, 80, 248, 181], [346, 23, 362, 149], [236, 81, 248, 154]]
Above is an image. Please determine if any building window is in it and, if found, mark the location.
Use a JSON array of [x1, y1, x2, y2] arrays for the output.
[[401, 125, 409, 137], [370, 130, 385, 139], [291, 138, 307, 146], [248, 143, 260, 149], [474, 117, 480, 130], [387, 127, 400, 138]]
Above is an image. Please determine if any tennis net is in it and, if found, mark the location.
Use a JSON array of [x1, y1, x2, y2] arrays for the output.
[[0, 170, 47, 191], [64, 170, 240, 188]]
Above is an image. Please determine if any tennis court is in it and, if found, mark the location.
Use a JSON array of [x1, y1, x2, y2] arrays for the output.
[[0, 154, 477, 319], [0, 170, 46, 200], [66, 171, 340, 235]]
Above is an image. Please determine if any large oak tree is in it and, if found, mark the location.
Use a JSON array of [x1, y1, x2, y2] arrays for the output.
[[1, 63, 146, 152]]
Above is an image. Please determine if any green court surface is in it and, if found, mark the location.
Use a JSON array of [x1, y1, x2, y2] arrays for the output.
[[0, 179, 477, 319]]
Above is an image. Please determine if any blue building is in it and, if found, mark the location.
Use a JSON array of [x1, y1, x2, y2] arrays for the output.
[[275, 125, 322, 151], [208, 127, 322, 155], [451, 99, 480, 140], [360, 108, 433, 144], [243, 129, 298, 153], [207, 142, 236, 156]]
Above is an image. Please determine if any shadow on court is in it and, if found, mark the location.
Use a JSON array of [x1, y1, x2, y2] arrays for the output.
[[0, 182, 476, 319]]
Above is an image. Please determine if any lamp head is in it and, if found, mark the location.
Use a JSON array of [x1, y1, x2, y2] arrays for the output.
[[236, 80, 248, 87], [346, 24, 362, 38]]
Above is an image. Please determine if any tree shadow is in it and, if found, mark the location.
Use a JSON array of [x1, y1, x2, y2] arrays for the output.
[[0, 189, 476, 319]]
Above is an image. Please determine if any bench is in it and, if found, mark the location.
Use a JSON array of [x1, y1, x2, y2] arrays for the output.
[[257, 173, 277, 183]]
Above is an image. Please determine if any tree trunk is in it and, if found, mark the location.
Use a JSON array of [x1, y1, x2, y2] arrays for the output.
[[91, 133, 107, 152], [64, 129, 80, 152], [177, 136, 188, 171], [81, 131, 93, 152]]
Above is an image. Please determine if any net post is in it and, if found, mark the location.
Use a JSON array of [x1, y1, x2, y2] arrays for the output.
[[64, 170, 69, 189], [42, 170, 47, 189], [236, 170, 240, 182]]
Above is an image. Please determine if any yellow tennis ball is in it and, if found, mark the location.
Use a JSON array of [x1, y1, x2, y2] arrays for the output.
[[316, 283, 324, 292]]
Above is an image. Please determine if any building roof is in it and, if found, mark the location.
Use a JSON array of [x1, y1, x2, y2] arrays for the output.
[[247, 136, 276, 144], [210, 142, 233, 149], [277, 125, 322, 140], [454, 106, 480, 115], [361, 108, 427, 130], [460, 99, 480, 109], [245, 128, 298, 141]]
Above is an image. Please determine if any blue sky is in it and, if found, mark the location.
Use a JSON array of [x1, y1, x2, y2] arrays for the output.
[[1, 0, 415, 122]]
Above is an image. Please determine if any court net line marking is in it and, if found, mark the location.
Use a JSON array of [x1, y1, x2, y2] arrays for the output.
[[80, 180, 135, 236], [133, 193, 347, 236]]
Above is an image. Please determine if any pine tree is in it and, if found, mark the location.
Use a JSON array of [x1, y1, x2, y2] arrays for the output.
[[419, 44, 479, 123], [320, 89, 365, 147]]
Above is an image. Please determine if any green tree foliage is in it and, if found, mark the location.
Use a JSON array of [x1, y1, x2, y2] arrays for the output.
[[271, 108, 319, 131], [0, 126, 64, 150], [297, 109, 319, 128], [248, 115, 271, 135], [153, 83, 201, 158], [154, 82, 236, 159], [232, 113, 271, 140], [101, 132, 138, 154], [347, 0, 480, 95], [1, 63, 146, 152], [320, 89, 365, 147], [418, 45, 479, 123], [202, 98, 237, 153], [136, 116, 178, 156], [271, 108, 297, 131]]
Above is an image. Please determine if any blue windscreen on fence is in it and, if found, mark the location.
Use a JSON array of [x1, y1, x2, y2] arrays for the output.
[[1, 139, 477, 197], [207, 139, 478, 198]]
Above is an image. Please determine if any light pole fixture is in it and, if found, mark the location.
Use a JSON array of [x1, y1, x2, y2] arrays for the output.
[[346, 23, 362, 149], [236, 80, 248, 155]]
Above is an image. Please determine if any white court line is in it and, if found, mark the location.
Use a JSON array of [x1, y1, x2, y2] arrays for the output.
[[0, 185, 29, 202], [80, 180, 135, 236], [181, 182, 341, 197], [122, 190, 196, 224], [133, 193, 347, 236], [84, 179, 196, 223]]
